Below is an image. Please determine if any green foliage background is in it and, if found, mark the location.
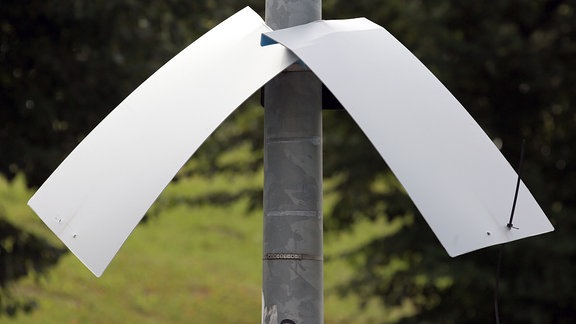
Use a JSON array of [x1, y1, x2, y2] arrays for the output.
[[1, 0, 574, 322]]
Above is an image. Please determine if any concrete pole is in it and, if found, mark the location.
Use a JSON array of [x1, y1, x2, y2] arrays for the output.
[[262, 1, 323, 323]]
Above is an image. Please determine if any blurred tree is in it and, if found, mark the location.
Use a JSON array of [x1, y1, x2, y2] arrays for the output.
[[0, 0, 261, 186], [0, 209, 65, 317], [1, 0, 575, 322], [319, 0, 576, 322], [0, 173, 66, 317], [0, 0, 260, 317]]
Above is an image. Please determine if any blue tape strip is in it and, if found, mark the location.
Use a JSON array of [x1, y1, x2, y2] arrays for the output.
[[261, 34, 278, 46], [261, 33, 309, 70]]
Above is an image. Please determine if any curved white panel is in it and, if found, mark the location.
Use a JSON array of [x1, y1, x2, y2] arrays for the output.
[[264, 19, 553, 256], [28, 7, 297, 277]]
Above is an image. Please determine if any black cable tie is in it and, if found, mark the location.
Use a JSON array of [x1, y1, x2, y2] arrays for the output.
[[507, 139, 526, 230]]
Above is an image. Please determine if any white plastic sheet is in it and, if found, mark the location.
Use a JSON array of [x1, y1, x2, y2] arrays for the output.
[[263, 19, 554, 256], [28, 7, 297, 277]]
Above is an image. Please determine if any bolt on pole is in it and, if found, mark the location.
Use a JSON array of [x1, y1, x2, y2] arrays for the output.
[[262, 0, 323, 323]]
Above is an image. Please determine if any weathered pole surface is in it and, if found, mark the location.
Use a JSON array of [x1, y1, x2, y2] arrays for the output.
[[263, 0, 323, 323]]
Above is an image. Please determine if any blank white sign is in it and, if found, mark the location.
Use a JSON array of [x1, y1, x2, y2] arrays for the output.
[[263, 18, 553, 256], [28, 7, 296, 277], [29, 8, 554, 278]]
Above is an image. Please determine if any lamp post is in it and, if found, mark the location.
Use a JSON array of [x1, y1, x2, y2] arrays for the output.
[[262, 1, 323, 323]]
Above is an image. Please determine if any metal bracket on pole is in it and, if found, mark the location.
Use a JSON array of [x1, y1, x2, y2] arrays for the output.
[[261, 83, 345, 111]]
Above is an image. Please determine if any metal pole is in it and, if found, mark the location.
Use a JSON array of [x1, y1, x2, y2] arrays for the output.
[[263, 1, 323, 323]]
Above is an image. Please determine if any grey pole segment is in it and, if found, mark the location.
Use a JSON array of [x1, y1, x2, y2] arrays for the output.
[[263, 1, 323, 323]]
